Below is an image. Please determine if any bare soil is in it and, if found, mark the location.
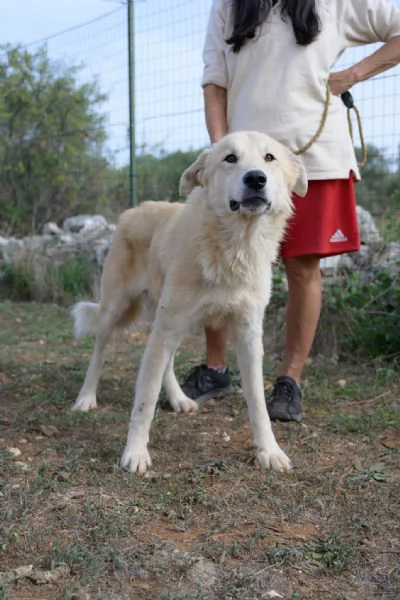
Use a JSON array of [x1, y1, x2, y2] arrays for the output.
[[0, 301, 399, 600]]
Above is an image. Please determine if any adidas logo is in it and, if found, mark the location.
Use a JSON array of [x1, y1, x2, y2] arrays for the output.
[[330, 229, 348, 243]]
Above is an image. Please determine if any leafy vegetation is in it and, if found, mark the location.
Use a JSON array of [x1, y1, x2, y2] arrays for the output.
[[1, 44, 399, 238], [0, 254, 98, 303], [269, 264, 400, 364], [355, 144, 400, 215], [0, 44, 109, 235], [323, 267, 400, 359]]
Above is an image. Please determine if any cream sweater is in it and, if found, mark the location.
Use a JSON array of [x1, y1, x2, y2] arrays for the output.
[[202, 0, 400, 180]]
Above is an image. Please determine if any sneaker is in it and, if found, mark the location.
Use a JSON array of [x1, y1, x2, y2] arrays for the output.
[[181, 364, 233, 403], [267, 375, 302, 422]]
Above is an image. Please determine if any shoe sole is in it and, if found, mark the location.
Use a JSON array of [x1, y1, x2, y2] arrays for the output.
[[194, 385, 234, 405], [158, 385, 234, 410], [268, 410, 302, 423]]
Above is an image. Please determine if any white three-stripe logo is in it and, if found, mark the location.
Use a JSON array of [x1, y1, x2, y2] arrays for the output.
[[330, 229, 348, 243]]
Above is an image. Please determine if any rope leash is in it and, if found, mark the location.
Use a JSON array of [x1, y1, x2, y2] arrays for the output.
[[294, 84, 331, 156], [294, 85, 367, 168], [341, 91, 368, 168]]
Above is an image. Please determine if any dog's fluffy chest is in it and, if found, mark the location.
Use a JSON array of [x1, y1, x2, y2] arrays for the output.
[[194, 215, 277, 289]]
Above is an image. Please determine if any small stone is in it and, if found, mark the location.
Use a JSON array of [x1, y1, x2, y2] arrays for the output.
[[335, 379, 347, 388], [7, 447, 21, 458]]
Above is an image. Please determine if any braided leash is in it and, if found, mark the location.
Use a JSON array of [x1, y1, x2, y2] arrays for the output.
[[341, 91, 368, 168], [294, 84, 331, 156], [294, 85, 367, 168]]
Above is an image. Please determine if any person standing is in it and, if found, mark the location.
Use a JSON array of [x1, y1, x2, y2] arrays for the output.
[[181, 0, 400, 421]]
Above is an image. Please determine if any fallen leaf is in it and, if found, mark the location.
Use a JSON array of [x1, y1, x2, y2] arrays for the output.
[[381, 434, 400, 450], [37, 424, 60, 437], [29, 564, 70, 584]]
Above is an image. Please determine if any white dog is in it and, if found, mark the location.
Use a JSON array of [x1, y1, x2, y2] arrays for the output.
[[71, 131, 307, 475]]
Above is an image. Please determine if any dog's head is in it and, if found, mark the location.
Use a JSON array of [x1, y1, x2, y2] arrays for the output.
[[179, 131, 307, 218]]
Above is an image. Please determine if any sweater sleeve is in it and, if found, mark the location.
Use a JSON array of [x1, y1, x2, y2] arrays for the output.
[[343, 0, 400, 45], [202, 0, 229, 88]]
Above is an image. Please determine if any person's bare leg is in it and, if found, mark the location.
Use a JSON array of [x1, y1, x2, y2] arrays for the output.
[[205, 325, 228, 368], [282, 255, 322, 383]]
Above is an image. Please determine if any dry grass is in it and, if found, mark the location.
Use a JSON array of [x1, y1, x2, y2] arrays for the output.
[[0, 301, 399, 600]]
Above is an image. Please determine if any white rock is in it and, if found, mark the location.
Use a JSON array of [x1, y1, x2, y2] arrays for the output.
[[62, 215, 108, 234], [42, 222, 62, 235]]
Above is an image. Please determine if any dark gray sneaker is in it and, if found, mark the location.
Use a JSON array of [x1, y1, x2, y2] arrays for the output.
[[267, 375, 302, 422], [181, 364, 233, 403]]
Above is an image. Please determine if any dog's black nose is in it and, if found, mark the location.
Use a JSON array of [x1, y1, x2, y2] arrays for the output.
[[243, 170, 267, 191]]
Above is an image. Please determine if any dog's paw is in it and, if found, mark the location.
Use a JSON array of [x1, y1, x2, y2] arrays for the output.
[[256, 447, 292, 473], [120, 446, 152, 475], [169, 395, 198, 413], [71, 394, 97, 412]]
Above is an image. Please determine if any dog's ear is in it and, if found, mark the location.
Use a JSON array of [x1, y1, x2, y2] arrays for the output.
[[179, 149, 209, 197], [290, 154, 308, 197]]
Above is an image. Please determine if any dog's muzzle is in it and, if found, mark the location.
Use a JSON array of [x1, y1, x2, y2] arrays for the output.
[[229, 169, 271, 213]]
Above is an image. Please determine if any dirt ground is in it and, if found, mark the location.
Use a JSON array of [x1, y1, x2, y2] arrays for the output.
[[0, 301, 399, 600]]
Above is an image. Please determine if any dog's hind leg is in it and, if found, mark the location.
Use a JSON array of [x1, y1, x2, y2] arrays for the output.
[[72, 290, 141, 412], [163, 354, 198, 413], [72, 311, 116, 412], [233, 310, 292, 473]]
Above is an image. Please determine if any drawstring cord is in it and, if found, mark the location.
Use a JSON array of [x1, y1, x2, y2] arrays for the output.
[[294, 85, 367, 168]]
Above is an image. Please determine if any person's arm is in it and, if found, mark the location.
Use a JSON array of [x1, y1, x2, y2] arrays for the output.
[[329, 35, 400, 96], [203, 83, 228, 143]]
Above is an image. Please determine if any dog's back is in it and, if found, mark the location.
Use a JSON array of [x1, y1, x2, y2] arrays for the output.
[[73, 200, 183, 338]]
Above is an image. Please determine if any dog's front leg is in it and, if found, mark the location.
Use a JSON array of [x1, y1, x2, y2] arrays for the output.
[[233, 311, 292, 473], [120, 322, 181, 475], [163, 354, 198, 413]]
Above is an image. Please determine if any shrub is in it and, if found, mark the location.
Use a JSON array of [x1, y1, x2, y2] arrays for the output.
[[0, 254, 98, 304], [322, 267, 400, 359], [268, 264, 400, 363]]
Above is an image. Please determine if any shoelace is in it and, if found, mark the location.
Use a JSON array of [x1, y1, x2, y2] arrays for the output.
[[186, 365, 208, 387], [274, 379, 299, 405]]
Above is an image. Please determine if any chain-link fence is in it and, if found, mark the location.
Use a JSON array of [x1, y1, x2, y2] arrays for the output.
[[0, 0, 399, 238]]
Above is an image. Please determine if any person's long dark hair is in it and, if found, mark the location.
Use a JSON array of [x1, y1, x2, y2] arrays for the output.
[[226, 0, 321, 52]]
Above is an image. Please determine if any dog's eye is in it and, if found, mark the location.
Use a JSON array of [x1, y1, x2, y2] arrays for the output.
[[224, 153, 238, 163], [264, 153, 276, 162]]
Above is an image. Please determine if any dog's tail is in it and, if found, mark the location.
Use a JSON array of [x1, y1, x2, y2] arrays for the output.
[[71, 301, 100, 338]]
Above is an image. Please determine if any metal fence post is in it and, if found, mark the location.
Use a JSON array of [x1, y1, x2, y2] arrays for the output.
[[127, 0, 137, 207]]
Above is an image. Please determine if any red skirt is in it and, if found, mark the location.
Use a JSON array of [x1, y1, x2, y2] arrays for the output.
[[281, 176, 360, 259]]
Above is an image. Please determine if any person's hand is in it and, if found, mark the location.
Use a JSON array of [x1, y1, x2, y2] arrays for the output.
[[328, 68, 357, 96]]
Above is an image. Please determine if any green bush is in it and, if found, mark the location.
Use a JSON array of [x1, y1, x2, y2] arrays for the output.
[[0, 262, 34, 301], [268, 264, 400, 363], [323, 267, 400, 359], [0, 255, 98, 304], [49, 256, 96, 302]]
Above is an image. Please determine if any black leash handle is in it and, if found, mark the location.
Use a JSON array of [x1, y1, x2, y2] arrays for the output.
[[341, 90, 354, 109]]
